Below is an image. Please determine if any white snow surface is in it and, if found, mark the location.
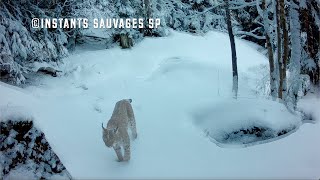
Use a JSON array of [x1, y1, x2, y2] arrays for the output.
[[1, 30, 319, 179]]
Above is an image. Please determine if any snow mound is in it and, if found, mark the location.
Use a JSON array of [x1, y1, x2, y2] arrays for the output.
[[192, 98, 302, 146], [298, 94, 320, 123], [147, 56, 210, 80], [0, 106, 33, 122]]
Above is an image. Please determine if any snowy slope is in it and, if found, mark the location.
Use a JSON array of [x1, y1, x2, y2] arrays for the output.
[[1, 30, 319, 179]]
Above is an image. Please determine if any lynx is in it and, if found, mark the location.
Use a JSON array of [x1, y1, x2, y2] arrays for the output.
[[102, 99, 137, 161]]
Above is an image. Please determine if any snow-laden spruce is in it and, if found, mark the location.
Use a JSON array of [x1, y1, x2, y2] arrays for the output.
[[0, 107, 71, 180], [0, 0, 74, 84]]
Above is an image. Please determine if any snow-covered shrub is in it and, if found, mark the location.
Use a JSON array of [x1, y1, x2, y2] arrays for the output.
[[0, 120, 71, 179], [216, 124, 296, 145]]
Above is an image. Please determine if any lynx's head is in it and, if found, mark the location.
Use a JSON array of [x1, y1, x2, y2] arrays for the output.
[[102, 123, 118, 148]]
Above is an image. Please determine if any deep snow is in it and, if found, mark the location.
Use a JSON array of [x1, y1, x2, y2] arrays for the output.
[[1, 30, 319, 179]]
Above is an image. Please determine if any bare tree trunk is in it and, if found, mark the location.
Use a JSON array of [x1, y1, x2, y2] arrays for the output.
[[280, 0, 288, 99], [276, 0, 283, 99], [275, 0, 288, 100], [289, 0, 302, 107], [225, 0, 238, 98], [266, 32, 277, 99], [120, 34, 133, 49]]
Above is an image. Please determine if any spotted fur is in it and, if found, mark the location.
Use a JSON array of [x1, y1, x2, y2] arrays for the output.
[[102, 99, 137, 161]]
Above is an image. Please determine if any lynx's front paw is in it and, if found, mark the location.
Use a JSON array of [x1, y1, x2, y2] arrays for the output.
[[117, 157, 124, 162], [123, 155, 130, 161]]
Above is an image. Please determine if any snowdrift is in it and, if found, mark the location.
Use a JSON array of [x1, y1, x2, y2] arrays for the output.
[[193, 98, 302, 147]]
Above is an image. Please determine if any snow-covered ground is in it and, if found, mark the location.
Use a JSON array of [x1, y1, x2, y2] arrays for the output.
[[1, 30, 319, 179]]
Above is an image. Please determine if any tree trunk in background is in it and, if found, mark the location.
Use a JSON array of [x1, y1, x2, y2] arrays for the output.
[[143, 0, 153, 36], [280, 0, 288, 99], [266, 34, 277, 99], [300, 0, 320, 86], [289, 0, 302, 107], [276, 0, 283, 99], [225, 0, 238, 98], [120, 34, 133, 49], [305, 1, 319, 61]]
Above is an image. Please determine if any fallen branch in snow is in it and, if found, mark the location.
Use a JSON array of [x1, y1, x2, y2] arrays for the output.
[[37, 67, 62, 77], [236, 30, 266, 40]]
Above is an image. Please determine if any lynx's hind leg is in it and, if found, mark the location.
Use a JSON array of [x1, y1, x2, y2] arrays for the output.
[[126, 102, 137, 139]]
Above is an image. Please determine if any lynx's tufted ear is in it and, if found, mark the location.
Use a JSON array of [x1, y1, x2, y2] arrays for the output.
[[102, 123, 106, 131]]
